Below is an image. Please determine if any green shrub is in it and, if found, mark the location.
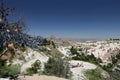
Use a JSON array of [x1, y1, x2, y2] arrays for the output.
[[26, 68, 35, 76], [0, 64, 20, 78], [26, 60, 41, 75], [0, 59, 7, 67], [72, 52, 101, 66], [32, 60, 41, 69], [70, 46, 79, 55], [102, 63, 114, 72], [43, 38, 50, 45], [109, 70, 120, 80], [116, 53, 120, 59], [52, 41, 56, 48], [85, 67, 108, 80], [44, 57, 71, 78]]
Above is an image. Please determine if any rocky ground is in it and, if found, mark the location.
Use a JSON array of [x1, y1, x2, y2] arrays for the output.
[[70, 60, 97, 80]]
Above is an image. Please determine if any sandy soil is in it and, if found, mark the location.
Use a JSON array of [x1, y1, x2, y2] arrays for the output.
[[18, 75, 68, 80]]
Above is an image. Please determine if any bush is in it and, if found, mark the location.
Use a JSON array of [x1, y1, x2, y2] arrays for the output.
[[85, 67, 108, 80], [72, 52, 101, 66], [52, 41, 56, 48], [32, 60, 41, 70], [70, 46, 78, 55], [0, 59, 7, 67], [43, 38, 50, 45], [116, 53, 120, 59], [26, 60, 41, 75], [109, 70, 120, 80], [26, 68, 35, 76], [102, 63, 114, 72], [112, 57, 117, 64], [44, 57, 71, 78], [0, 64, 20, 78]]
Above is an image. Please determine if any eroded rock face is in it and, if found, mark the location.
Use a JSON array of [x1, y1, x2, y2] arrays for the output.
[[11, 48, 48, 73], [70, 40, 120, 65]]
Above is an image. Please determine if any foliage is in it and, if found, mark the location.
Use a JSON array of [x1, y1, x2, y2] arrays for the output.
[[70, 47, 117, 72], [102, 63, 114, 72], [0, 64, 20, 79], [26, 68, 35, 76], [112, 57, 117, 65], [26, 60, 41, 75], [85, 67, 108, 80], [70, 47, 120, 80], [32, 60, 41, 69], [116, 53, 120, 59], [109, 70, 120, 80], [70, 46, 78, 55], [79, 48, 82, 51], [102, 53, 120, 72], [71, 47, 101, 66], [44, 57, 71, 78], [0, 59, 7, 67], [52, 41, 56, 48], [43, 38, 50, 45]]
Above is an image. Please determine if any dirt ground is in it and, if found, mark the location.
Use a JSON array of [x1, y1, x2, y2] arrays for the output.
[[18, 75, 68, 80]]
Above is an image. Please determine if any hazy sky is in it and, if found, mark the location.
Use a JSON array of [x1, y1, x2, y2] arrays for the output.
[[6, 0, 120, 39]]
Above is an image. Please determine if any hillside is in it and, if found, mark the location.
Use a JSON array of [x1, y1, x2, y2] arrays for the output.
[[1, 1, 120, 80]]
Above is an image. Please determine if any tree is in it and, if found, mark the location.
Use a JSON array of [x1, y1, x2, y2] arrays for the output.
[[70, 46, 78, 55], [43, 38, 50, 45], [52, 41, 56, 48], [32, 60, 41, 70]]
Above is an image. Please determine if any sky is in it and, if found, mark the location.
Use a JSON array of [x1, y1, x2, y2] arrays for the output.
[[5, 0, 120, 39]]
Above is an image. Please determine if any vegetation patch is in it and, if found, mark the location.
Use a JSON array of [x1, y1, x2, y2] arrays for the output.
[[85, 67, 109, 80], [44, 57, 71, 79], [70, 46, 102, 66], [0, 64, 20, 79], [26, 60, 41, 75]]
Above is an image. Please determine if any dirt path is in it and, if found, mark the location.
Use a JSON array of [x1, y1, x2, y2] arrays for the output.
[[18, 75, 68, 80]]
